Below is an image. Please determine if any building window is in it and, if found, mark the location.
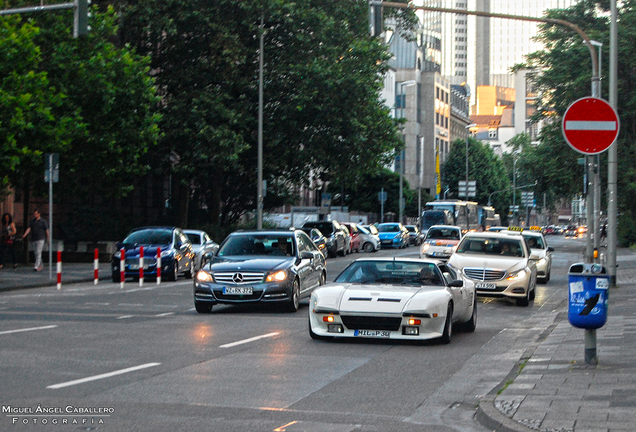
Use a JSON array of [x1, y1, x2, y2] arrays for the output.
[[488, 129, 498, 139]]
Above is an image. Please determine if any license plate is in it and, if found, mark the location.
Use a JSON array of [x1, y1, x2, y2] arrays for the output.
[[476, 282, 497, 290], [223, 286, 253, 295], [354, 329, 390, 338], [129, 264, 150, 270]]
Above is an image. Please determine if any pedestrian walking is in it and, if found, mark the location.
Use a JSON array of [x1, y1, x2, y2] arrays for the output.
[[21, 209, 49, 271], [0, 213, 18, 269], [600, 223, 607, 245]]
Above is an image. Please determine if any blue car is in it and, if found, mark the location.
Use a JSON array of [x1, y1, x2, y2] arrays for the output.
[[377, 223, 409, 249], [111, 227, 195, 282]]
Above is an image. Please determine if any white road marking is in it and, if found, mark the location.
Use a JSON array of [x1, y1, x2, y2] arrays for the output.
[[155, 312, 174, 317], [46, 362, 161, 389], [219, 332, 280, 348], [565, 120, 617, 131], [0, 325, 58, 335], [117, 315, 134, 319]]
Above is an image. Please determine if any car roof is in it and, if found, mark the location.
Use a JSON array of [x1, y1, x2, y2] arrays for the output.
[[463, 231, 523, 239], [230, 229, 295, 236], [352, 257, 442, 265], [428, 225, 461, 230], [183, 229, 205, 234]]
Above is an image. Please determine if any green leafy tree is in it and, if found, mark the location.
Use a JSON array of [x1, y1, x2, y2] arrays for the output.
[[120, 0, 408, 226], [442, 137, 510, 219], [1, 3, 160, 240], [518, 0, 636, 244]]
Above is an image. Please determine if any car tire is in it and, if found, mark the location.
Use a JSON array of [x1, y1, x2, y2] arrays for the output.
[[460, 297, 477, 333], [319, 272, 326, 286], [516, 289, 530, 306], [363, 242, 374, 253], [167, 263, 178, 282], [185, 264, 193, 279], [194, 300, 213, 313], [439, 304, 453, 344], [112, 273, 121, 283], [285, 279, 300, 313]]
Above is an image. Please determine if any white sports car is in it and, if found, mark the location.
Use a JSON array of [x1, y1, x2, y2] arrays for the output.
[[309, 258, 476, 344]]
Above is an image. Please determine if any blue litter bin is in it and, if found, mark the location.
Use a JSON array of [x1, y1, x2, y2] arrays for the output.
[[568, 263, 609, 329]]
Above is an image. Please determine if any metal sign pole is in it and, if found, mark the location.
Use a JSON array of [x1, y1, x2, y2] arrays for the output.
[[48, 154, 53, 280]]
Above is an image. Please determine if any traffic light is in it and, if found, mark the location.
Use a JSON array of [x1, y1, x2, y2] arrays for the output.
[[74, 0, 89, 38], [369, 1, 383, 37]]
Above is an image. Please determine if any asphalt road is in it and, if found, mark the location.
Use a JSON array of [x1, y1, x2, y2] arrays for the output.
[[0, 235, 584, 432]]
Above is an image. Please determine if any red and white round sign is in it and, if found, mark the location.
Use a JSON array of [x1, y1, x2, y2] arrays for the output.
[[562, 97, 619, 154]]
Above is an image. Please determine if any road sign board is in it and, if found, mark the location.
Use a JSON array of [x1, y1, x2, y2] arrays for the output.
[[562, 97, 619, 154]]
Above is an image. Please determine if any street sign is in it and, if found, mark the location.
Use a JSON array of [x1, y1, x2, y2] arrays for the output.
[[562, 97, 619, 154], [44, 153, 59, 183], [458, 180, 476, 198], [378, 190, 387, 203]]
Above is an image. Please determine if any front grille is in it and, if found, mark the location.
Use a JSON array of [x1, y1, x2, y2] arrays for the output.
[[213, 271, 264, 284], [464, 268, 506, 281], [341, 315, 402, 331], [125, 258, 157, 266]]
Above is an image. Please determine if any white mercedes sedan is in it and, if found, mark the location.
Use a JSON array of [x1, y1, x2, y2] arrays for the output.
[[309, 258, 476, 344]]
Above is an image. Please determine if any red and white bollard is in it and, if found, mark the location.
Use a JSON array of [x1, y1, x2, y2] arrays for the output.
[[94, 248, 99, 285], [120, 248, 125, 289], [56, 251, 62, 290], [156, 247, 161, 285], [139, 246, 144, 287]]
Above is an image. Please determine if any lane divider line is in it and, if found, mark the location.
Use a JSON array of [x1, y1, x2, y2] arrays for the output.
[[117, 315, 134, 319], [219, 332, 280, 349], [46, 362, 161, 389], [155, 312, 174, 317], [0, 325, 58, 335]]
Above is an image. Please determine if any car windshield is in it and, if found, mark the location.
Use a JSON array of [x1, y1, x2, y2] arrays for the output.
[[422, 212, 446, 229], [123, 229, 173, 246], [378, 224, 400, 233], [335, 261, 443, 286], [405, 226, 417, 233], [304, 222, 333, 235], [186, 233, 201, 244], [523, 234, 545, 249], [426, 227, 460, 240], [456, 237, 524, 257], [218, 234, 295, 257]]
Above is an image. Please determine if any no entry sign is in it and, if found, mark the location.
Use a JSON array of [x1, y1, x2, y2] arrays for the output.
[[562, 97, 619, 154]]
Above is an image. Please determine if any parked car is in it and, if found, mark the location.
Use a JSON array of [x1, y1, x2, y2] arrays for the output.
[[355, 224, 380, 252], [405, 225, 424, 245], [340, 222, 361, 253], [299, 227, 328, 258], [111, 226, 195, 282], [309, 257, 476, 344], [302, 221, 346, 257], [193, 229, 327, 313], [184, 229, 219, 271], [521, 228, 554, 283], [420, 225, 462, 261], [447, 231, 538, 306], [377, 222, 409, 249]]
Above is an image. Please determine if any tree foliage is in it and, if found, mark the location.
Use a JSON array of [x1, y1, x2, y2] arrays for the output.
[[519, 0, 636, 244], [442, 137, 510, 220], [120, 0, 407, 226]]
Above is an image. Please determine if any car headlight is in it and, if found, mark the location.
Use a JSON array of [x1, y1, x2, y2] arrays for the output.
[[114, 251, 121, 259], [266, 270, 288, 282], [196, 270, 213, 282], [507, 269, 527, 281], [538, 257, 547, 266], [421, 244, 430, 253], [160, 250, 173, 258]]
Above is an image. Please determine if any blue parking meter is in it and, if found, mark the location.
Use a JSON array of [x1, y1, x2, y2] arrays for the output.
[[568, 263, 609, 329]]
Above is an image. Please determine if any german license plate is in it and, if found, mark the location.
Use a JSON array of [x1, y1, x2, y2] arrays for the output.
[[223, 286, 253, 295], [354, 329, 390, 338], [129, 264, 149, 270], [476, 282, 496, 290]]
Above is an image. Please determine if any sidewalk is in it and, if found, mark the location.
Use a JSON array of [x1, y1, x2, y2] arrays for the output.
[[0, 261, 112, 292], [477, 247, 636, 432]]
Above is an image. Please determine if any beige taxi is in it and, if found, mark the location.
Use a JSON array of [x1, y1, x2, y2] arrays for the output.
[[521, 228, 554, 283]]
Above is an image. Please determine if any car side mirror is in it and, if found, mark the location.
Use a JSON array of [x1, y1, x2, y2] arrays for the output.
[[448, 279, 463, 288], [547, 246, 555, 252], [300, 251, 314, 260]]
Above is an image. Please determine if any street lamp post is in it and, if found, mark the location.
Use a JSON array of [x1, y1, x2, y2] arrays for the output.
[[464, 124, 476, 199], [397, 80, 416, 224]]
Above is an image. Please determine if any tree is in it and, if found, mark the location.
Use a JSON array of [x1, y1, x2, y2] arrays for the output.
[[120, 0, 408, 226], [518, 0, 636, 244], [0, 3, 160, 241], [442, 137, 510, 218]]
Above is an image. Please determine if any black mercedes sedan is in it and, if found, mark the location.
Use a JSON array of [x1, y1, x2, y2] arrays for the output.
[[193, 229, 327, 313]]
